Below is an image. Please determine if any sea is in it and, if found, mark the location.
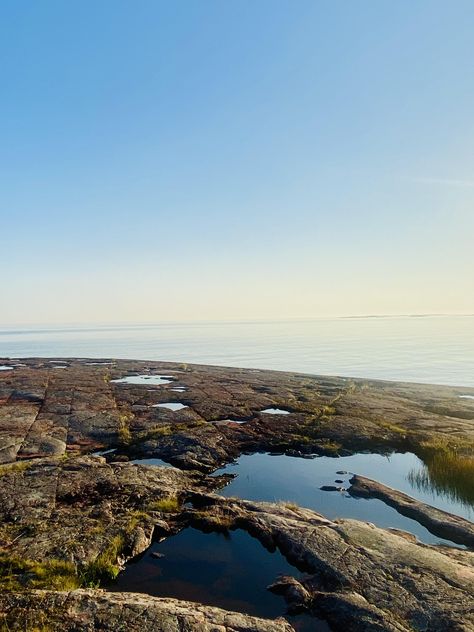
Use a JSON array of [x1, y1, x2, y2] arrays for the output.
[[1, 315, 473, 387]]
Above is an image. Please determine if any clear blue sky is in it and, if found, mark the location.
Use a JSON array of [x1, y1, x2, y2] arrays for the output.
[[1, 1, 473, 324]]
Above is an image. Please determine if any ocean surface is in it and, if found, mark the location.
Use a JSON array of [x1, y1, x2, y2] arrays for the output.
[[1, 315, 473, 387]]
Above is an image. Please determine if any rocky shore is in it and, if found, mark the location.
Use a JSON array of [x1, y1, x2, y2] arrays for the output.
[[0, 358, 473, 631]]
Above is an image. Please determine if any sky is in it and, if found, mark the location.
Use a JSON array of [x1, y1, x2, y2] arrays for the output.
[[1, 1, 473, 325]]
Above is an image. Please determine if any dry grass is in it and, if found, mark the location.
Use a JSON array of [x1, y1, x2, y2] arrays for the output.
[[279, 501, 299, 511]]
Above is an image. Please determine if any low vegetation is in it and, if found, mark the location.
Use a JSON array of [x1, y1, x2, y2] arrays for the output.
[[125, 510, 149, 533], [320, 405, 336, 418], [148, 496, 180, 513], [378, 420, 407, 436], [0, 555, 80, 591], [409, 442, 474, 507], [192, 509, 234, 531], [117, 412, 134, 444], [0, 462, 32, 477], [279, 501, 299, 511], [80, 534, 126, 585], [136, 420, 207, 443], [146, 425, 173, 438]]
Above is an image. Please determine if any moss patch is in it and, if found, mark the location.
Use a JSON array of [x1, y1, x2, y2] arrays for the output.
[[0, 462, 32, 477]]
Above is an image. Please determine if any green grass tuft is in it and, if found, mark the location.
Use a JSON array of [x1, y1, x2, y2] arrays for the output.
[[148, 496, 180, 513], [80, 534, 125, 585], [409, 446, 474, 508], [0, 555, 80, 591]]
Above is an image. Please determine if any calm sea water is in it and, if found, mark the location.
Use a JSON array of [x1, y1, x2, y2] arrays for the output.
[[1, 316, 473, 386]]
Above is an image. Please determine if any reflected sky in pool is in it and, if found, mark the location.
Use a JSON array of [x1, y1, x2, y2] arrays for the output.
[[111, 526, 329, 629], [214, 452, 472, 545], [110, 374, 174, 385]]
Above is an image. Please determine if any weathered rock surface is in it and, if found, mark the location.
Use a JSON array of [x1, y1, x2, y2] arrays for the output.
[[0, 357, 473, 470], [1, 358, 474, 631], [0, 455, 218, 565], [0, 589, 294, 631], [187, 494, 474, 631], [349, 474, 474, 548]]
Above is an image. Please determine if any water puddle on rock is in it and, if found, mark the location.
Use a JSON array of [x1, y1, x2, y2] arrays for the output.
[[0, 365, 13, 371], [130, 458, 173, 467], [111, 375, 174, 386], [91, 448, 117, 457], [260, 408, 291, 415], [214, 452, 474, 546], [110, 526, 329, 630], [459, 394, 474, 400], [152, 402, 187, 411], [84, 362, 114, 366]]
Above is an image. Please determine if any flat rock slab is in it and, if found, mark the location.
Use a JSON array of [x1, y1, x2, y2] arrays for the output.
[[0, 358, 473, 470], [349, 474, 474, 548], [1, 358, 474, 631], [0, 455, 217, 565], [0, 589, 294, 632]]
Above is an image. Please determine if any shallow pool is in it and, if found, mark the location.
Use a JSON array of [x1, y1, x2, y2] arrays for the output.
[[152, 402, 187, 411], [130, 457, 172, 467], [111, 526, 329, 629], [111, 374, 174, 386], [213, 452, 473, 545]]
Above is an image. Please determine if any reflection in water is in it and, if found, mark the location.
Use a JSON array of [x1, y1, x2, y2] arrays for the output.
[[91, 448, 116, 457], [110, 526, 329, 629], [152, 402, 187, 411], [214, 452, 472, 543], [408, 449, 474, 510], [110, 374, 173, 385], [130, 457, 173, 467]]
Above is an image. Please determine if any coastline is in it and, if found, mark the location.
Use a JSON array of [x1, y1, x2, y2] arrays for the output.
[[0, 358, 473, 630]]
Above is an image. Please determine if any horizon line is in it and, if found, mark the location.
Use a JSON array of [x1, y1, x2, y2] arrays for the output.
[[0, 312, 473, 330]]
